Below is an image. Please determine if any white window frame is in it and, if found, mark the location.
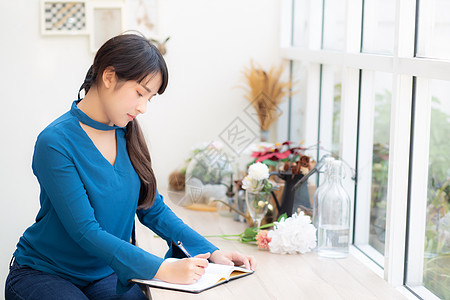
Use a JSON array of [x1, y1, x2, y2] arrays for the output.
[[406, 77, 431, 294], [354, 69, 383, 267]]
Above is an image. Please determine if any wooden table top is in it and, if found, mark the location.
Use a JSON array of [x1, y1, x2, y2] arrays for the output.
[[134, 189, 406, 300]]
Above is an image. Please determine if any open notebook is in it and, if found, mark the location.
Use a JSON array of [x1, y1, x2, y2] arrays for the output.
[[132, 258, 254, 293]]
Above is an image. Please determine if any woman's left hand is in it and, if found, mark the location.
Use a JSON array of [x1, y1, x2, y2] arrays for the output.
[[209, 250, 256, 271]]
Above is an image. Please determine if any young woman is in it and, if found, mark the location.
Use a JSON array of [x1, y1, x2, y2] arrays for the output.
[[5, 33, 255, 300]]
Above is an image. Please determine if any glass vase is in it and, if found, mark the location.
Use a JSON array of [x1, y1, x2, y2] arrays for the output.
[[245, 191, 270, 229], [317, 160, 350, 258], [312, 156, 335, 229], [184, 146, 233, 206]]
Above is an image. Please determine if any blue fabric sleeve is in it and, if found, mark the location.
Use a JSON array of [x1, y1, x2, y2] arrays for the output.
[[33, 129, 164, 291], [136, 192, 219, 259]]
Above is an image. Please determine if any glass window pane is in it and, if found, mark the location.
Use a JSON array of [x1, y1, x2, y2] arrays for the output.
[[322, 0, 346, 51], [292, 0, 309, 48], [290, 61, 308, 142], [416, 0, 450, 60], [319, 65, 343, 158], [369, 73, 391, 255], [317, 65, 345, 216], [331, 83, 342, 157], [422, 80, 450, 299], [362, 0, 395, 55], [355, 71, 392, 258]]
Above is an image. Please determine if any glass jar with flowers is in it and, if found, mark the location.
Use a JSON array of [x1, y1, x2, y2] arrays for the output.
[[242, 162, 278, 230]]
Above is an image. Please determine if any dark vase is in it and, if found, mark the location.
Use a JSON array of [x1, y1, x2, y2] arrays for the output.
[[270, 171, 311, 217]]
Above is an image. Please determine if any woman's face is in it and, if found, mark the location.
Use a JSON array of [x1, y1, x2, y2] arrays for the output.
[[102, 71, 162, 127]]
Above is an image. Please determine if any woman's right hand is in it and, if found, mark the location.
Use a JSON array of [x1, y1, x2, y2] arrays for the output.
[[154, 253, 210, 284]]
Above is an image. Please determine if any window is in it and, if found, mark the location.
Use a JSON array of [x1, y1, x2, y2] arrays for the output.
[[322, 0, 346, 51], [421, 81, 450, 299], [416, 0, 450, 60], [407, 78, 450, 300], [292, 0, 309, 48], [361, 0, 395, 54], [355, 71, 392, 263], [280, 0, 450, 298], [289, 61, 308, 142], [318, 65, 343, 158]]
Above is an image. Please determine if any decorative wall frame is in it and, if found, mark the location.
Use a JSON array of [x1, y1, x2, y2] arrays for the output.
[[41, 0, 126, 52], [87, 1, 125, 52], [41, 0, 88, 35]]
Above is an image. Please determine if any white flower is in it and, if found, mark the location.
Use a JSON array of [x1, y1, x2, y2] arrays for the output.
[[267, 211, 317, 254], [241, 175, 263, 193], [248, 162, 270, 181]]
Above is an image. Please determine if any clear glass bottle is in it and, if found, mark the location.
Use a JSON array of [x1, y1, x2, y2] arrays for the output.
[[312, 156, 335, 229], [317, 160, 350, 258]]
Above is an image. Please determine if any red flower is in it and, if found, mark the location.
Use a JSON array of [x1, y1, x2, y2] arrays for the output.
[[251, 141, 306, 163]]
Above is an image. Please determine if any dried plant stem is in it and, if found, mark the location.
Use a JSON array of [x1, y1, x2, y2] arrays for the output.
[[242, 61, 292, 131]]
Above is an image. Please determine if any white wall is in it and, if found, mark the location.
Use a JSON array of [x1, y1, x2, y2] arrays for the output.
[[147, 0, 281, 184], [0, 0, 281, 295]]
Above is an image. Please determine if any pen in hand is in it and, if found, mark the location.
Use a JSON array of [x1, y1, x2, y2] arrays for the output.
[[177, 241, 210, 270], [177, 241, 192, 258]]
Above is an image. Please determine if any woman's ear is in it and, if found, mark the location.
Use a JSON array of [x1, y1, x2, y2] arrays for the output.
[[102, 66, 116, 89]]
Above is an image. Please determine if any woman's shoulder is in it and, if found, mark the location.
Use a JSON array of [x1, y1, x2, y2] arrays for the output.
[[36, 111, 78, 147]]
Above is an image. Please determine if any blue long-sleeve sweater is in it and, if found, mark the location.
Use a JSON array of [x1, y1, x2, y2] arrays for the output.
[[13, 100, 218, 292]]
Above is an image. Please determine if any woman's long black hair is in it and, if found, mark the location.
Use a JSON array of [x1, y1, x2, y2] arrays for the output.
[[78, 33, 168, 209]]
